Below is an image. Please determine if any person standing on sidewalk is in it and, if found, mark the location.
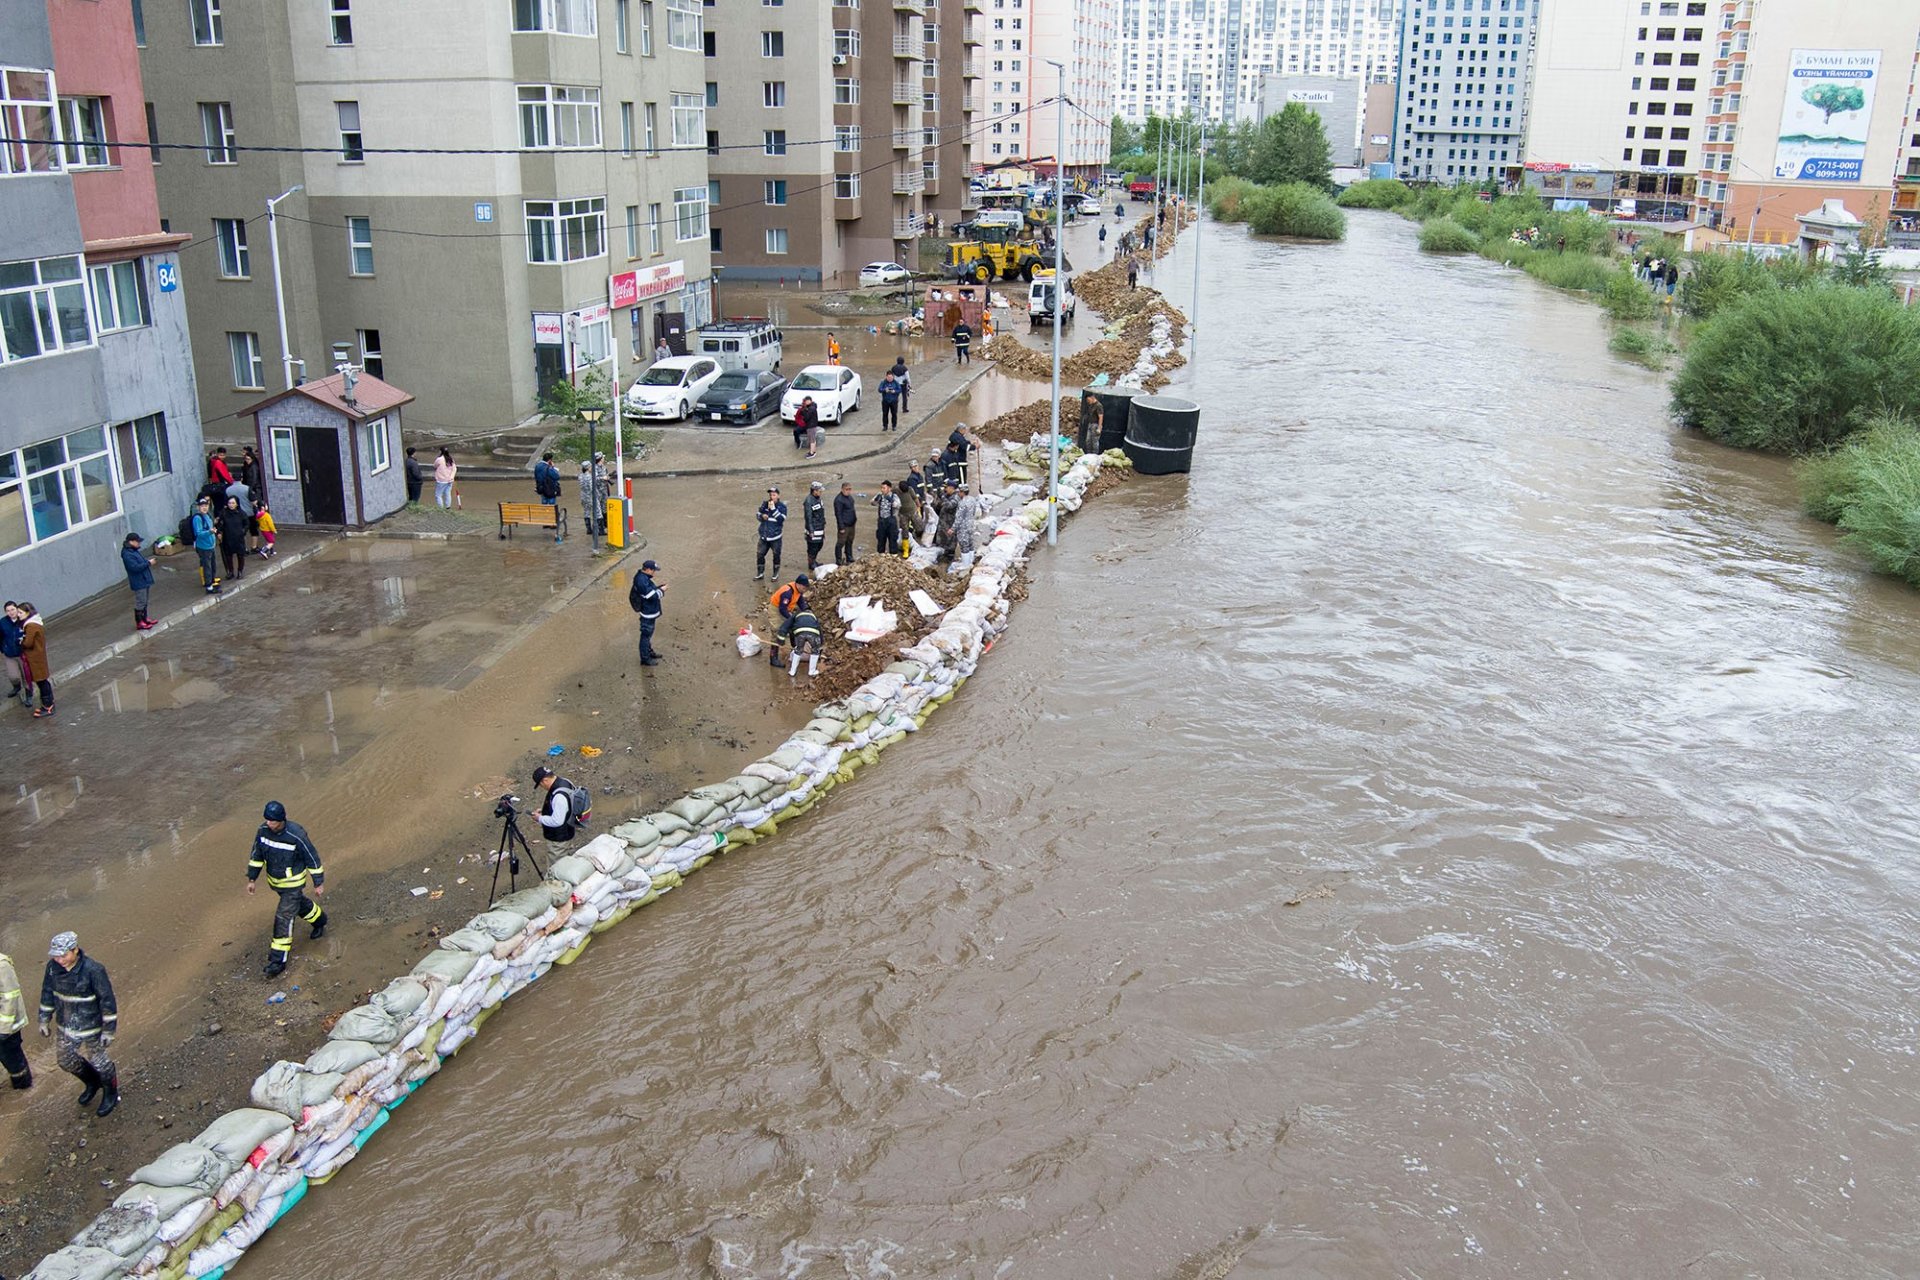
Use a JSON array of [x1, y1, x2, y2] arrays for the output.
[[122, 533, 158, 633], [951, 320, 973, 365], [889, 357, 911, 412], [0, 946, 29, 1090], [207, 447, 234, 487], [2, 601, 25, 705], [218, 496, 250, 582], [433, 448, 457, 509], [755, 486, 787, 580], [18, 602, 52, 719], [878, 372, 902, 432], [834, 482, 858, 566], [404, 447, 425, 505], [38, 931, 118, 1117], [191, 494, 221, 595], [629, 559, 664, 665], [801, 482, 828, 569], [247, 801, 327, 979], [872, 481, 901, 555]]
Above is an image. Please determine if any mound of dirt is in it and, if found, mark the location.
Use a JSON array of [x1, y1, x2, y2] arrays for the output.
[[787, 555, 974, 701]]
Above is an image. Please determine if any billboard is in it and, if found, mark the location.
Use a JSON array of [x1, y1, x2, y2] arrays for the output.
[[1773, 49, 1879, 182], [608, 260, 687, 309]]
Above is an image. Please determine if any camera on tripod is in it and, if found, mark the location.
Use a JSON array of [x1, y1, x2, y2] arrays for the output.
[[494, 793, 520, 819], [487, 793, 540, 903]]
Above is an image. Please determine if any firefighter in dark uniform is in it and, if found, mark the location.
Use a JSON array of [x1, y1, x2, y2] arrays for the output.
[[38, 930, 119, 1116], [247, 800, 327, 978]]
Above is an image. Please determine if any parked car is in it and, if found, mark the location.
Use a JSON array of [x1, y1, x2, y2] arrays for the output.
[[625, 356, 721, 420], [781, 365, 862, 424], [695, 370, 788, 424], [693, 319, 783, 373], [858, 262, 912, 288]]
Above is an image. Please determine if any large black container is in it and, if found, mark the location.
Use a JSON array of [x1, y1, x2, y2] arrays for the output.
[[1123, 395, 1200, 475], [1081, 385, 1141, 454]]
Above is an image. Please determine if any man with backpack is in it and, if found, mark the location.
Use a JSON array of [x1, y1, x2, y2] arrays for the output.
[[532, 451, 564, 542], [190, 495, 221, 595], [532, 766, 589, 854], [629, 559, 663, 666]]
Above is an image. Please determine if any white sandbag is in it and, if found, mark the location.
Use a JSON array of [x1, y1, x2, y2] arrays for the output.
[[575, 833, 629, 873], [251, 1061, 347, 1120], [22, 1246, 124, 1280], [327, 1003, 403, 1046], [464, 909, 533, 941], [492, 885, 565, 917], [69, 1202, 161, 1261], [736, 627, 763, 657], [127, 1145, 236, 1195], [213, 1161, 256, 1209], [572, 869, 612, 902], [153, 1193, 215, 1245], [546, 854, 596, 886], [194, 1108, 293, 1166], [187, 1234, 244, 1277]]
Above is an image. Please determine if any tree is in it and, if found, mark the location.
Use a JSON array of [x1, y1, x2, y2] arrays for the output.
[[538, 363, 614, 424], [1802, 83, 1866, 125], [1109, 115, 1141, 162], [1209, 119, 1258, 178], [1248, 103, 1333, 192]]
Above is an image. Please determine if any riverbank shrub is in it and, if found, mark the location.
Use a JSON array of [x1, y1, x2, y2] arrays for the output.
[[1798, 416, 1920, 584], [1514, 248, 1618, 296], [1209, 178, 1346, 240], [1337, 178, 1412, 209], [1602, 267, 1658, 321], [1418, 217, 1478, 253], [1672, 287, 1920, 452], [1678, 250, 1827, 320], [1608, 325, 1675, 369], [1205, 176, 1261, 222]]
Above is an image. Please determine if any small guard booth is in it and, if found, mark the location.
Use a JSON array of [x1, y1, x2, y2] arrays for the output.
[[246, 372, 415, 527]]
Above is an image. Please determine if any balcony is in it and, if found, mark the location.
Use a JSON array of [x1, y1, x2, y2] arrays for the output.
[[960, 192, 979, 212], [963, 0, 982, 11], [893, 0, 926, 11], [893, 214, 924, 239], [893, 170, 925, 194], [894, 33, 918, 56], [961, 93, 975, 112], [964, 55, 982, 78], [962, 22, 981, 44], [893, 81, 917, 104]]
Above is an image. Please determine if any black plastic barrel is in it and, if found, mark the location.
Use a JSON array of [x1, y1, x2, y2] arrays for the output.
[[1082, 385, 1140, 454], [1123, 395, 1200, 475]]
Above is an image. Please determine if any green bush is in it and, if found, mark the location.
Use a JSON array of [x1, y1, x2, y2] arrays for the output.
[[1678, 250, 1828, 320], [1211, 179, 1345, 240], [1608, 325, 1675, 369], [1336, 178, 1412, 209], [1521, 251, 1616, 295], [1418, 217, 1479, 253], [1671, 286, 1920, 452], [1602, 267, 1657, 320], [1797, 416, 1920, 584], [1205, 176, 1260, 223]]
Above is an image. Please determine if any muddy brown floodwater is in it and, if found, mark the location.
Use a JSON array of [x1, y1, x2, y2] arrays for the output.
[[31, 209, 1920, 1277]]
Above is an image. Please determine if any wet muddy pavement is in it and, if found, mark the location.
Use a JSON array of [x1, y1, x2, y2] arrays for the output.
[[227, 213, 1920, 1278]]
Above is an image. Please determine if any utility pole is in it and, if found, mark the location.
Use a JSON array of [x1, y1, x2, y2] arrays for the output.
[[267, 185, 304, 388], [1046, 63, 1065, 547], [1191, 118, 1206, 370]]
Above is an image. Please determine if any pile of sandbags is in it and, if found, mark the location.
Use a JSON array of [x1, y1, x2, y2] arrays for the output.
[[26, 433, 1129, 1280]]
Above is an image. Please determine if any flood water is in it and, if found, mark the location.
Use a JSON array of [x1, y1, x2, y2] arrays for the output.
[[248, 213, 1920, 1277]]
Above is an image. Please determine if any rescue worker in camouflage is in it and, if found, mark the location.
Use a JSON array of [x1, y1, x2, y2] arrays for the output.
[[247, 801, 327, 978], [0, 947, 30, 1090], [39, 931, 118, 1116]]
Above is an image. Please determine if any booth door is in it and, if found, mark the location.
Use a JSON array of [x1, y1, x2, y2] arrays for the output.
[[296, 427, 346, 525]]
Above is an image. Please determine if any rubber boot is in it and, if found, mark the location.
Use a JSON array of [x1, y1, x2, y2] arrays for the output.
[[263, 954, 287, 978], [95, 1070, 119, 1117], [75, 1062, 101, 1107], [309, 910, 328, 940], [9, 1063, 32, 1090], [768, 646, 783, 669]]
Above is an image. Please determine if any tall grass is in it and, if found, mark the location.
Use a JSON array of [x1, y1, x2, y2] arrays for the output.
[[1418, 217, 1478, 253], [1601, 266, 1657, 321], [1797, 416, 1920, 585], [1337, 178, 1412, 210], [1209, 177, 1345, 241], [1608, 325, 1675, 369], [1678, 250, 1828, 320]]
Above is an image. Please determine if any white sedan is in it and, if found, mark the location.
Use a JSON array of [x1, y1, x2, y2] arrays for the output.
[[781, 365, 862, 424], [858, 262, 911, 288]]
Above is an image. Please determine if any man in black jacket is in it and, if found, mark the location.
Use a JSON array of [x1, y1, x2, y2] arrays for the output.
[[833, 482, 858, 566], [38, 931, 119, 1116], [802, 481, 828, 569], [247, 801, 328, 978], [629, 559, 664, 665]]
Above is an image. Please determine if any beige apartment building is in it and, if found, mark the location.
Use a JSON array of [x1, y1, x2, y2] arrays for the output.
[[706, 0, 980, 284], [1013, 0, 1119, 179], [138, 0, 712, 436]]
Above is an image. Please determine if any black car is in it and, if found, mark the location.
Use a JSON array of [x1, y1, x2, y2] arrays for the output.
[[695, 370, 788, 425]]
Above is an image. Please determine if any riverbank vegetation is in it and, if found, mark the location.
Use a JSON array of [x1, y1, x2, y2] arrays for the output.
[[1799, 416, 1920, 585], [1337, 178, 1412, 209], [1206, 176, 1346, 241], [1417, 217, 1478, 254]]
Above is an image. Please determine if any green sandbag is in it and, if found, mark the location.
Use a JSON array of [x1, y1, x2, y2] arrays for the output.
[[752, 820, 777, 839], [885, 661, 926, 679], [435, 927, 495, 955], [792, 729, 838, 747], [371, 977, 430, 1019], [21, 1245, 124, 1280], [803, 717, 848, 740], [644, 809, 692, 836], [689, 780, 746, 809], [464, 909, 532, 941], [725, 773, 777, 801], [250, 1061, 346, 1119], [765, 744, 810, 773], [192, 1109, 292, 1165], [812, 702, 851, 723], [413, 949, 480, 983], [493, 886, 564, 917], [665, 795, 718, 826], [126, 1148, 234, 1196], [613, 817, 662, 850], [546, 855, 596, 886], [71, 1201, 161, 1260], [327, 1004, 402, 1046]]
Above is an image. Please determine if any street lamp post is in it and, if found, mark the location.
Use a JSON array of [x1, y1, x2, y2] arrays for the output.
[[1046, 60, 1065, 547], [580, 406, 604, 550], [266, 185, 304, 388]]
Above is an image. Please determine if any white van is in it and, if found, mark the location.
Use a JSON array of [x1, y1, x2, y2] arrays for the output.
[[693, 319, 783, 374]]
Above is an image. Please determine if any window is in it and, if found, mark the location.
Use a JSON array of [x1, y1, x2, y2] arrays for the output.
[[834, 28, 861, 58], [191, 0, 223, 46], [673, 186, 707, 241], [615, 0, 630, 51], [670, 92, 703, 147], [666, 0, 702, 50], [228, 331, 264, 389], [113, 413, 170, 484], [200, 102, 236, 164], [337, 101, 363, 161], [706, 81, 718, 106], [763, 82, 786, 108], [525, 197, 606, 263], [518, 85, 601, 149], [644, 101, 658, 150], [835, 124, 859, 152], [269, 427, 295, 480], [703, 30, 715, 56], [626, 204, 640, 256], [214, 218, 250, 278], [639, 0, 654, 53], [1, 426, 118, 554], [513, 0, 596, 35], [834, 172, 859, 198], [145, 103, 160, 165], [647, 202, 662, 254], [763, 30, 785, 56], [358, 329, 382, 379], [331, 0, 353, 44], [706, 129, 718, 155], [365, 416, 390, 474], [58, 97, 108, 168], [574, 312, 612, 366], [764, 179, 787, 204], [347, 216, 374, 275], [133, 0, 147, 45], [834, 78, 860, 104], [765, 227, 789, 254], [763, 129, 787, 155], [0, 256, 93, 363], [89, 260, 150, 332]]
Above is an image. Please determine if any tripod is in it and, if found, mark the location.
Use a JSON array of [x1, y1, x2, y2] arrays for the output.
[[489, 806, 544, 904]]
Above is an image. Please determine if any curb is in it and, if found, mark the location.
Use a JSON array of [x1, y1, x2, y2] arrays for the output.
[[49, 541, 336, 686]]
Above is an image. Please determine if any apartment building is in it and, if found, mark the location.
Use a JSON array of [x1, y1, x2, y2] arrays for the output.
[[1116, 0, 1398, 125], [985, 0, 1118, 178], [139, 0, 713, 438], [1, 0, 206, 615], [1520, 0, 1709, 222], [1392, 0, 1542, 184], [706, 0, 978, 284], [1688, 0, 1920, 246], [1260, 76, 1366, 163]]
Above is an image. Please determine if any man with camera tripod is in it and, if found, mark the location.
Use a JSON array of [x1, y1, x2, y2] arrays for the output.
[[532, 766, 583, 855]]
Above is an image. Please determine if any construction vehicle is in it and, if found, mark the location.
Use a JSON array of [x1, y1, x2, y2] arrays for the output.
[[1027, 268, 1076, 328], [944, 224, 1047, 284]]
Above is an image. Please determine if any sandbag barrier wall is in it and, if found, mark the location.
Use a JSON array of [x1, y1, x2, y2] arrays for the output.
[[25, 446, 1132, 1280]]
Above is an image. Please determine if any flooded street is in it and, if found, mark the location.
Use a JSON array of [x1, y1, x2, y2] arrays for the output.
[[42, 208, 1920, 1276]]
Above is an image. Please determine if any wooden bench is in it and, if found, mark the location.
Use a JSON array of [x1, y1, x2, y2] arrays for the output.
[[498, 502, 567, 540]]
